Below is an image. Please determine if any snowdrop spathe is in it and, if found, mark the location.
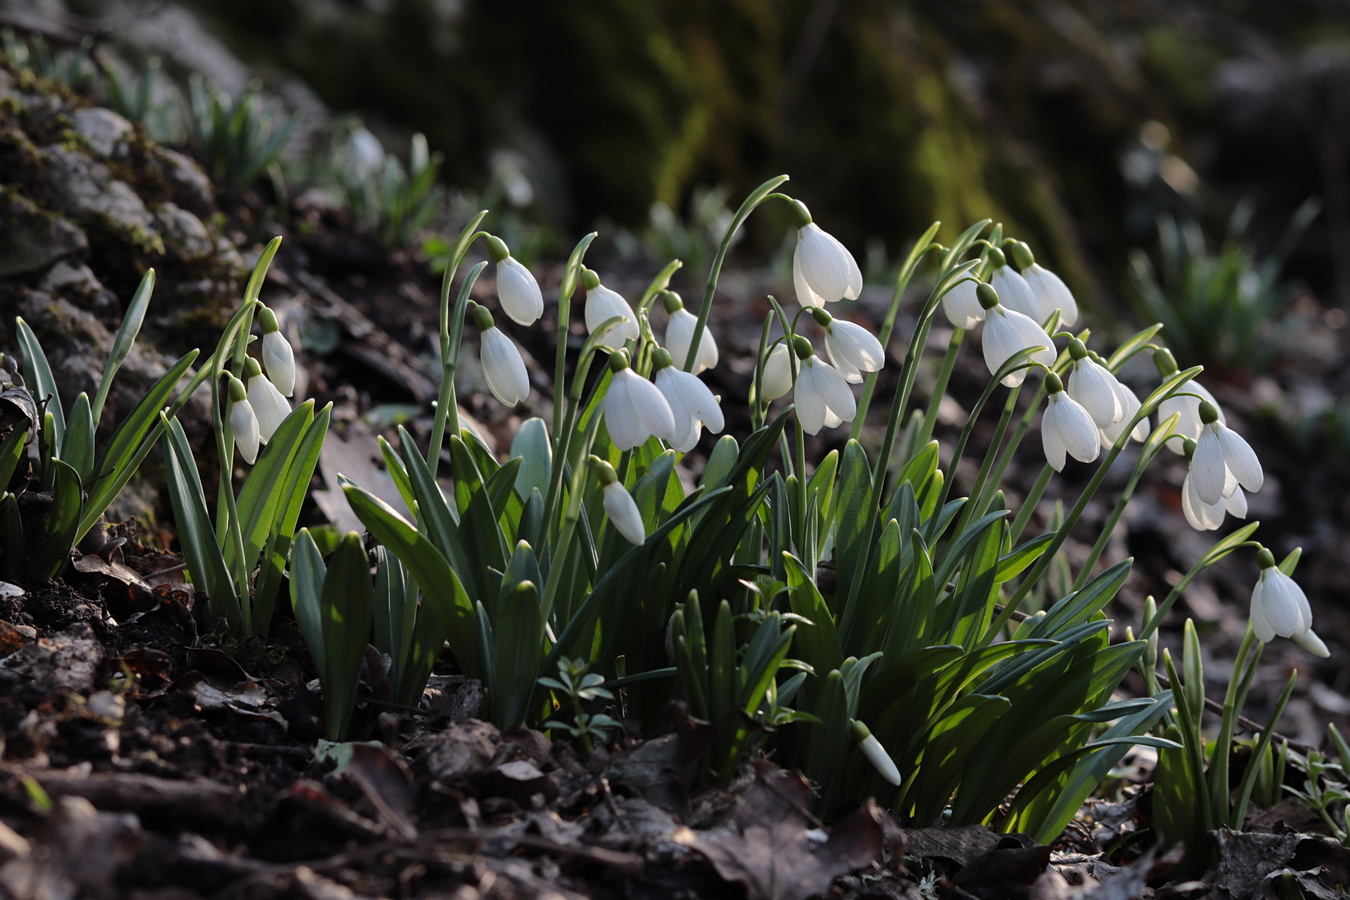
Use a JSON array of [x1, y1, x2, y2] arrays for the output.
[[1009, 241, 1079, 327], [789, 200, 862, 308], [604, 351, 677, 451], [258, 306, 296, 397], [976, 283, 1057, 387], [652, 349, 724, 453], [662, 291, 719, 374], [595, 458, 646, 546], [582, 269, 639, 350], [226, 373, 260, 465], [474, 305, 530, 407], [244, 357, 290, 443], [813, 307, 885, 384], [1250, 549, 1328, 657], [487, 235, 543, 326], [1190, 400, 1262, 505], [1041, 373, 1100, 471]]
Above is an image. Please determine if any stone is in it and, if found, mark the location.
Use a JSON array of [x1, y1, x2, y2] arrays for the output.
[[38, 145, 165, 256], [71, 107, 135, 159], [152, 202, 213, 261], [0, 187, 88, 278], [151, 147, 215, 217], [37, 259, 119, 316]]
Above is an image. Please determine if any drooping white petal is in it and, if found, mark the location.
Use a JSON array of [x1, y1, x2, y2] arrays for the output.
[[665, 307, 719, 373], [1257, 568, 1311, 638], [1100, 378, 1149, 448], [981, 307, 1054, 387], [795, 356, 855, 434], [1293, 629, 1330, 657], [942, 278, 985, 329], [497, 257, 544, 326], [602, 481, 646, 545], [230, 398, 261, 465], [1043, 393, 1099, 470], [824, 319, 885, 384], [1182, 471, 1225, 531], [605, 368, 676, 451], [1067, 358, 1123, 427], [793, 249, 827, 308], [1042, 410, 1067, 471], [1190, 425, 1228, 505], [761, 343, 793, 400], [991, 266, 1043, 322], [1022, 264, 1078, 327], [262, 330, 296, 396], [1224, 486, 1248, 519], [1215, 425, 1263, 493], [795, 223, 861, 305], [585, 284, 639, 348], [1249, 580, 1277, 641], [481, 328, 530, 406], [655, 367, 723, 453], [247, 373, 291, 442]]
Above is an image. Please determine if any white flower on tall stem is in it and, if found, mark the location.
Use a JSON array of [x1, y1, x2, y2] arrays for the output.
[[1099, 375, 1151, 448], [784, 336, 856, 434], [582, 268, 639, 350], [244, 357, 290, 442], [850, 720, 901, 786], [1153, 348, 1225, 453], [474, 305, 530, 407], [1065, 339, 1122, 428], [487, 234, 543, 326], [662, 291, 719, 374], [594, 458, 645, 546], [987, 245, 1045, 323], [604, 351, 677, 451], [813, 307, 885, 384], [1008, 241, 1079, 327], [1190, 400, 1262, 505], [788, 200, 862, 308], [258, 306, 296, 397], [652, 349, 724, 453], [1180, 440, 1246, 531], [1041, 373, 1100, 471], [942, 276, 986, 329], [760, 342, 793, 401], [226, 373, 260, 465], [975, 283, 1057, 387], [1250, 548, 1328, 657]]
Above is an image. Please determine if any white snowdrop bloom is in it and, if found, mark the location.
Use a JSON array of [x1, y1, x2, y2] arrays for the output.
[[602, 481, 646, 546], [662, 292, 719, 374], [792, 342, 856, 435], [1181, 463, 1244, 532], [761, 342, 794, 401], [604, 357, 677, 451], [1041, 374, 1100, 471], [790, 201, 862, 308], [1249, 550, 1326, 656], [1065, 342, 1122, 428], [987, 246, 1044, 322], [1099, 376, 1150, 448], [346, 126, 385, 175], [1010, 241, 1079, 327], [653, 351, 724, 453], [259, 307, 296, 397], [851, 720, 901, 786], [583, 271, 639, 349], [227, 375, 260, 465], [1190, 402, 1262, 505], [977, 283, 1056, 387], [480, 326, 530, 407], [245, 361, 290, 443], [815, 309, 885, 384], [495, 256, 544, 326], [1153, 349, 1225, 453], [942, 277, 986, 329]]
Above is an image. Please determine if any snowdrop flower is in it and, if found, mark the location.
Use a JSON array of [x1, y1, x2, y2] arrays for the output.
[[850, 720, 901, 786], [1099, 375, 1151, 448], [760, 341, 793, 401], [1041, 373, 1100, 471], [244, 357, 290, 443], [1190, 400, 1262, 505], [595, 458, 646, 546], [1009, 241, 1078, 327], [582, 269, 639, 350], [789, 200, 862, 308], [1065, 340, 1122, 428], [226, 374, 260, 465], [652, 349, 724, 453], [662, 291, 718, 374], [812, 307, 885, 384], [474, 306, 530, 407], [786, 336, 856, 434], [604, 351, 677, 451], [487, 235, 543, 326], [1180, 440, 1246, 530], [1154, 349, 1225, 454], [942, 276, 986, 329], [987, 246, 1045, 323], [976, 283, 1057, 387], [346, 125, 385, 176], [1250, 549, 1328, 657], [259, 307, 296, 397]]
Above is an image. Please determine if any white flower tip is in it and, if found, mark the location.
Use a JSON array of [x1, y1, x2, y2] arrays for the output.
[[860, 734, 902, 786], [1293, 630, 1330, 658]]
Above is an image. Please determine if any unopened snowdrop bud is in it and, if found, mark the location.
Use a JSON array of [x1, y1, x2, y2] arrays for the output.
[[1041, 372, 1100, 471], [259, 307, 296, 397], [652, 348, 724, 453], [474, 305, 530, 407], [761, 342, 793, 401], [1066, 339, 1122, 428], [812, 307, 885, 384], [604, 351, 677, 451], [1250, 548, 1327, 657], [790, 337, 856, 434], [789, 200, 862, 308], [595, 458, 645, 545], [583, 268, 639, 349], [1008, 241, 1079, 327], [977, 283, 1057, 387], [662, 291, 719, 374], [987, 246, 1043, 323], [1191, 400, 1262, 505], [850, 720, 901, 786], [244, 357, 290, 443], [227, 373, 260, 465], [487, 234, 544, 326], [942, 277, 986, 329]]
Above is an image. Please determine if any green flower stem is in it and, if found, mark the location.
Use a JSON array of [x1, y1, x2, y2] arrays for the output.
[[1138, 531, 1262, 643], [1212, 626, 1260, 827], [542, 411, 606, 622], [913, 327, 964, 448], [1008, 463, 1055, 542], [553, 232, 598, 436], [952, 384, 1022, 538], [931, 365, 1018, 516], [428, 222, 490, 470], [750, 317, 777, 431], [683, 175, 789, 373], [1070, 437, 1168, 593], [543, 336, 613, 547]]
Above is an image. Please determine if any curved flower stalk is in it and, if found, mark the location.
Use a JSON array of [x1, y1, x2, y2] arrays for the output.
[[595, 458, 645, 545], [813, 307, 885, 384], [986, 245, 1043, 323], [1251, 548, 1328, 656], [474, 305, 530, 407], [1008, 241, 1079, 327], [226, 373, 260, 464], [976, 283, 1056, 387], [487, 234, 543, 326], [582, 268, 638, 349], [942, 276, 986, 329], [788, 200, 862, 308], [1154, 348, 1224, 453], [663, 291, 719, 374], [1041, 373, 1100, 471], [244, 357, 290, 443], [259, 306, 296, 397], [604, 351, 677, 451], [652, 349, 723, 453], [1190, 400, 1262, 505], [1065, 339, 1122, 428]]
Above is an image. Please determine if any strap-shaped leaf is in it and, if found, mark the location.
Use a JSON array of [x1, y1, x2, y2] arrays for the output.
[[161, 415, 240, 626], [91, 269, 154, 425], [783, 552, 844, 676], [230, 401, 315, 564], [509, 417, 552, 500], [0, 426, 28, 492], [290, 528, 329, 685], [319, 531, 374, 740], [490, 581, 544, 728], [0, 493, 23, 581], [33, 459, 82, 578], [903, 694, 1010, 824], [62, 393, 95, 483], [15, 318, 64, 448], [996, 532, 1054, 582]]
